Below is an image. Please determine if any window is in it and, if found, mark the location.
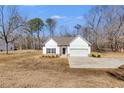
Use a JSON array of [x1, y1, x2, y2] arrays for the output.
[[47, 49, 50, 53], [46, 48, 56, 54], [52, 48, 56, 53]]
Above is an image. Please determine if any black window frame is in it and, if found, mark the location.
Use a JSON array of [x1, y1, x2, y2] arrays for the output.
[[46, 48, 56, 54]]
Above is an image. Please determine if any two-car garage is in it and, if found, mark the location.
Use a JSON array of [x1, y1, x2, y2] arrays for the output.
[[68, 36, 91, 57], [69, 48, 89, 57]]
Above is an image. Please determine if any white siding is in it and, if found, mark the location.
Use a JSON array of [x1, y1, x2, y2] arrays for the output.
[[67, 47, 70, 55], [69, 48, 88, 57], [43, 39, 60, 55], [88, 46, 91, 54], [68, 36, 91, 56], [43, 47, 46, 54], [70, 36, 88, 48]]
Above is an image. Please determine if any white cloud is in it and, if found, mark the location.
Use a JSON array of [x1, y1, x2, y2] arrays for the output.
[[50, 15, 67, 19], [76, 16, 84, 19]]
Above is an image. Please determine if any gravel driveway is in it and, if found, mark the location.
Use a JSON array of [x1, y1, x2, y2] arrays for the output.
[[68, 57, 124, 68]]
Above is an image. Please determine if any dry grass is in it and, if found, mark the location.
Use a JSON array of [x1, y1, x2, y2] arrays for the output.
[[92, 52, 124, 58], [0, 50, 124, 88], [102, 52, 124, 58], [108, 65, 124, 81]]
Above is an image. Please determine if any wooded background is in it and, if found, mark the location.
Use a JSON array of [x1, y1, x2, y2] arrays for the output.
[[0, 6, 124, 54]]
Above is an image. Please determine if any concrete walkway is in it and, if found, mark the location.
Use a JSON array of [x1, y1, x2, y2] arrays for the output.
[[68, 57, 124, 68]]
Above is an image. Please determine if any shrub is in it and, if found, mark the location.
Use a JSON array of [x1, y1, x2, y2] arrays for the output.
[[56, 55, 59, 58], [91, 53, 101, 58], [91, 54, 97, 57], [52, 55, 55, 58], [42, 55, 44, 57], [43, 55, 46, 57], [97, 54, 101, 58], [42, 54, 59, 58]]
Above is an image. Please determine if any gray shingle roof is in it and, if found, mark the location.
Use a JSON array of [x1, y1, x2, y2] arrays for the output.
[[42, 36, 74, 46], [52, 37, 74, 46], [42, 35, 91, 46]]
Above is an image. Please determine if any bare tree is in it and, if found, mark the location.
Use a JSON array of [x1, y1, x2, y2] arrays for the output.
[[84, 6, 124, 52], [84, 6, 109, 51], [103, 6, 124, 51], [0, 6, 24, 54], [80, 27, 93, 42]]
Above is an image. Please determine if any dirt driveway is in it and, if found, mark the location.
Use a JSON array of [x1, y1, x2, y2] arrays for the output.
[[68, 57, 124, 68]]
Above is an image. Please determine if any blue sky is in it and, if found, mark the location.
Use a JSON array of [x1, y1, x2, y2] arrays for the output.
[[19, 5, 93, 35]]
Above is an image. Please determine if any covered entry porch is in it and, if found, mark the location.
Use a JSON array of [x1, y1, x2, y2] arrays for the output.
[[59, 45, 68, 56]]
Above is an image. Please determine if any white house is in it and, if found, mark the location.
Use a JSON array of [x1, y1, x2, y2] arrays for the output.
[[42, 35, 91, 57]]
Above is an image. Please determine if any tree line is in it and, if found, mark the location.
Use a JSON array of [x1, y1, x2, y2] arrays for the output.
[[0, 6, 124, 54], [80, 6, 124, 52]]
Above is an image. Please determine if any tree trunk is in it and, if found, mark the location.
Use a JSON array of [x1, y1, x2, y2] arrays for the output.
[[96, 36, 100, 51], [37, 30, 40, 49], [30, 33, 34, 49], [111, 44, 114, 52], [6, 42, 8, 54]]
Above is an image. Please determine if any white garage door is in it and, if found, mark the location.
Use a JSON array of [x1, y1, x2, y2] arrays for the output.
[[70, 48, 88, 57]]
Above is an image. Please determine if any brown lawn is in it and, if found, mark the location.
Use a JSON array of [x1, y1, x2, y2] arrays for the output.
[[102, 52, 124, 58], [92, 52, 124, 58], [0, 50, 124, 88]]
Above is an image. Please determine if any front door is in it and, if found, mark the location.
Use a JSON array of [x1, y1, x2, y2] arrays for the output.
[[62, 48, 66, 55]]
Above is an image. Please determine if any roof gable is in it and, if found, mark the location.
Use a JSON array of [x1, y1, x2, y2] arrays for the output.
[[43, 38, 57, 46], [69, 35, 91, 46]]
